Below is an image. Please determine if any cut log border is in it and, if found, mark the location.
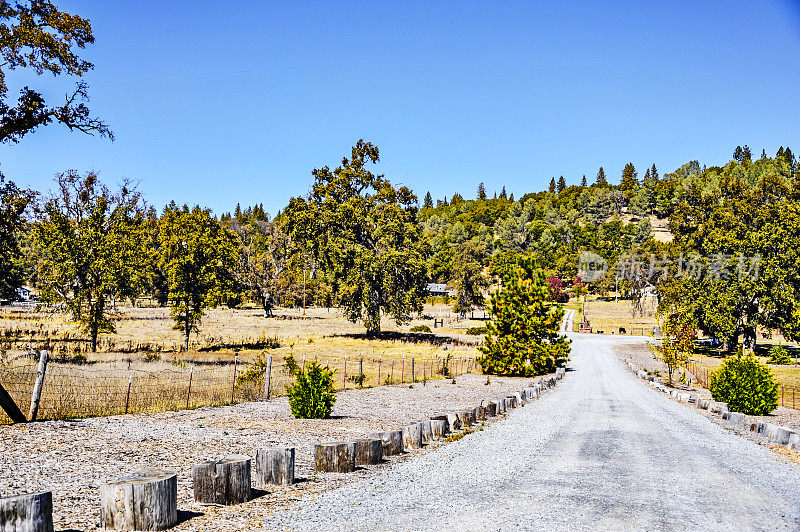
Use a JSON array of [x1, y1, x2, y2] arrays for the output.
[[0, 491, 53, 532], [254, 447, 295, 486], [99, 468, 178, 531], [193, 456, 251, 506]]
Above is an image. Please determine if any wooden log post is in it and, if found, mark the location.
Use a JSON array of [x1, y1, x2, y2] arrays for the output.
[[497, 398, 506, 413], [371, 430, 403, 455], [264, 355, 273, 399], [28, 350, 49, 421], [430, 414, 450, 432], [506, 396, 517, 409], [402, 422, 423, 449], [313, 442, 355, 473], [254, 447, 294, 486], [100, 468, 177, 531], [0, 381, 26, 423], [475, 405, 486, 421], [193, 456, 251, 505], [0, 491, 53, 532], [446, 412, 461, 432], [419, 420, 433, 444], [354, 438, 383, 465], [485, 402, 497, 417], [431, 419, 448, 439]]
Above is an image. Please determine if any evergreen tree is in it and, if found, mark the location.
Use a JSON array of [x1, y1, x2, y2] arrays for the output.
[[451, 192, 464, 204], [548, 178, 556, 194], [557, 176, 566, 194], [596, 167, 608, 187], [620, 163, 639, 198], [0, 177, 32, 300], [761, 148, 767, 160], [650, 164, 659, 181], [580, 175, 587, 187], [500, 186, 507, 199], [477, 257, 570, 376], [509, 193, 514, 202], [423, 191, 433, 209], [477, 182, 487, 200]]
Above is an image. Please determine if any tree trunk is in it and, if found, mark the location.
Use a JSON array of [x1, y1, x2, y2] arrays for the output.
[[0, 491, 53, 532], [401, 422, 423, 449], [99, 468, 177, 530], [193, 456, 251, 505], [419, 420, 433, 444], [254, 447, 294, 486], [485, 402, 497, 417], [313, 442, 355, 473], [430, 419, 448, 439], [371, 430, 403, 455], [354, 438, 383, 465]]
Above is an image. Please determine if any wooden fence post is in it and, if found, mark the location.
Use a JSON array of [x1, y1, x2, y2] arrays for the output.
[[124, 375, 132, 414], [377, 355, 382, 385], [359, 357, 363, 384], [401, 355, 405, 383], [28, 350, 48, 421], [343, 355, 347, 390], [185, 366, 194, 409], [265, 355, 273, 399], [231, 353, 238, 404], [0, 381, 26, 423], [412, 358, 415, 383]]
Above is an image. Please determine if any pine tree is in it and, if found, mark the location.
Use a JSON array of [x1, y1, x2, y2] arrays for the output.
[[500, 186, 507, 199], [509, 193, 514, 202], [761, 148, 767, 160], [620, 163, 639, 198], [423, 191, 433, 208], [580, 175, 587, 187], [477, 258, 570, 376], [477, 182, 487, 200], [650, 164, 659, 181], [548, 178, 556, 194], [596, 167, 608, 187], [451, 193, 464, 204], [557, 176, 566, 194]]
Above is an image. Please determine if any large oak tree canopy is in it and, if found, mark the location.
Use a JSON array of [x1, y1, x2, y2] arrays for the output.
[[283, 140, 428, 334]]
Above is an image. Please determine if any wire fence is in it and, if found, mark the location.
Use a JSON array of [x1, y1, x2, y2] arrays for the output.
[[686, 359, 800, 410], [0, 352, 478, 424]]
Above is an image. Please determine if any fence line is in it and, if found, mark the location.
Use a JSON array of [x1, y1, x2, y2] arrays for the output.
[[0, 353, 477, 424]]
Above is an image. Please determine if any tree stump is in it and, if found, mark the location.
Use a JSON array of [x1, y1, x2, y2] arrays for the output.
[[0, 491, 53, 532], [419, 420, 433, 444], [100, 468, 177, 531], [372, 430, 404, 455], [254, 447, 295, 486], [458, 410, 473, 428], [193, 456, 251, 505], [402, 422, 423, 449], [446, 413, 461, 432], [475, 405, 486, 421], [429, 414, 449, 431], [485, 402, 497, 417], [313, 442, 355, 472], [496, 398, 506, 413], [431, 419, 448, 439], [354, 438, 383, 465], [506, 396, 518, 409]]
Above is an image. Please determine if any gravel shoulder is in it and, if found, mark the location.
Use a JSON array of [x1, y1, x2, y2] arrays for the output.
[[0, 373, 531, 531], [266, 334, 800, 531]]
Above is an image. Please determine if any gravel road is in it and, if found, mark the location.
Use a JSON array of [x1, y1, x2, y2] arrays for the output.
[[267, 334, 800, 531]]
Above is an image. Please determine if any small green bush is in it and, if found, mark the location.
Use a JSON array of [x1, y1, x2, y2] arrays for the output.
[[237, 352, 270, 384], [465, 326, 487, 335], [767, 344, 792, 365], [709, 350, 779, 415], [284, 355, 336, 418], [410, 325, 432, 333]]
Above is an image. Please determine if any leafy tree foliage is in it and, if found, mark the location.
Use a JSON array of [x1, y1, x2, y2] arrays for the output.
[[620, 162, 639, 198], [477, 258, 570, 376], [158, 204, 238, 349], [283, 140, 427, 334], [232, 216, 289, 317], [33, 171, 149, 350], [0, 176, 32, 299], [595, 167, 608, 187], [477, 182, 487, 200], [709, 349, 778, 415], [449, 240, 488, 315], [767, 344, 791, 365], [0, 0, 112, 143]]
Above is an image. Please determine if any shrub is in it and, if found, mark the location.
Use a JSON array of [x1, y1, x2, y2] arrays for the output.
[[410, 325, 432, 333], [709, 350, 778, 415], [144, 351, 161, 362], [465, 326, 487, 335], [767, 344, 792, 365], [237, 352, 270, 384], [284, 355, 336, 418]]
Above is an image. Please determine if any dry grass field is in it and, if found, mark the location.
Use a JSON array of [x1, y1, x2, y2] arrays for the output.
[[0, 304, 486, 423], [570, 297, 658, 335]]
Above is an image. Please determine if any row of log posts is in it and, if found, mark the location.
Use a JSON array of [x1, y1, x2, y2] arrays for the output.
[[2, 374, 559, 530]]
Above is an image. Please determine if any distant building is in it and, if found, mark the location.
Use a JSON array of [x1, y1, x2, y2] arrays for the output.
[[16, 286, 36, 301], [425, 283, 454, 297]]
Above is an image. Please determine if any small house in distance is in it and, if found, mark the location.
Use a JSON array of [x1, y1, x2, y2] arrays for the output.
[[425, 283, 450, 297], [16, 286, 36, 301]]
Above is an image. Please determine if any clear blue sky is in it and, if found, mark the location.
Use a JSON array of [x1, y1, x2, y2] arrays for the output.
[[2, 0, 799, 216]]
